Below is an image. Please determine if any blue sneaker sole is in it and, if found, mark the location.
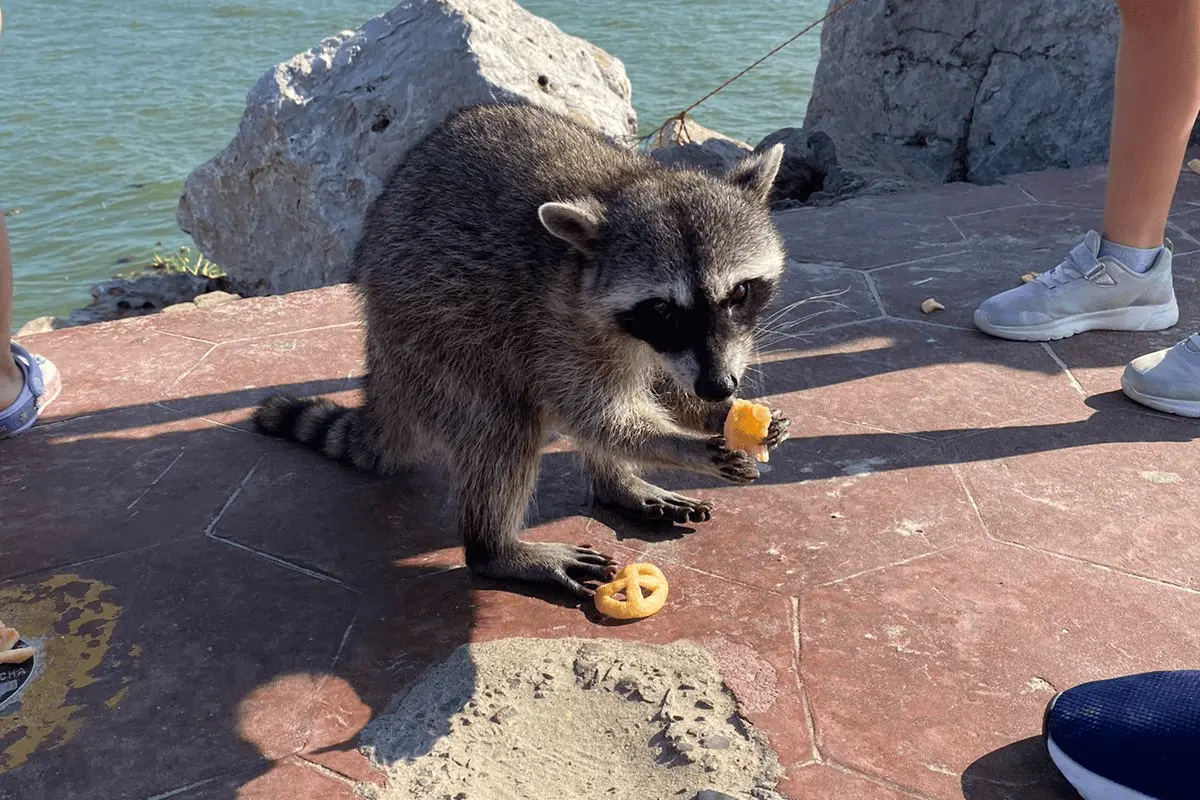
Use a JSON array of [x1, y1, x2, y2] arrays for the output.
[[1044, 692, 1160, 800]]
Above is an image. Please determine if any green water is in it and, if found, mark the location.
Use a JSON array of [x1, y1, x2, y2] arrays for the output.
[[0, 0, 825, 328]]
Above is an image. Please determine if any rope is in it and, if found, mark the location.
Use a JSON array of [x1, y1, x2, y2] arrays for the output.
[[642, 0, 862, 149]]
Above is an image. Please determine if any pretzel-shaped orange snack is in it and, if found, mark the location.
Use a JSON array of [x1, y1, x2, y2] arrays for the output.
[[594, 563, 669, 619], [723, 399, 772, 463]]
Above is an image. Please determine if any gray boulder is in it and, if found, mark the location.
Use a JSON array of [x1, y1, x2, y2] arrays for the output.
[[178, 0, 637, 296], [646, 116, 752, 176], [803, 0, 1121, 184]]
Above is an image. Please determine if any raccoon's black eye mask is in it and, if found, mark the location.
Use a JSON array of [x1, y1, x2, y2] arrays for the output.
[[614, 278, 774, 352]]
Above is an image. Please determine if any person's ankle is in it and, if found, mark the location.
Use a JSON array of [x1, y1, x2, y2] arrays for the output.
[[1098, 235, 1164, 274], [0, 354, 22, 411]]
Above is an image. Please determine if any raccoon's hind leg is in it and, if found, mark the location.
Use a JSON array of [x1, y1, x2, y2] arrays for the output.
[[455, 419, 618, 596], [583, 452, 712, 524]]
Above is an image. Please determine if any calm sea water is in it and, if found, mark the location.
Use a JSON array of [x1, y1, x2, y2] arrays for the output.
[[0, 0, 825, 328]]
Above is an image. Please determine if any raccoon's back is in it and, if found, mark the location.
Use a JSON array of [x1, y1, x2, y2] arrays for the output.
[[354, 103, 650, 292]]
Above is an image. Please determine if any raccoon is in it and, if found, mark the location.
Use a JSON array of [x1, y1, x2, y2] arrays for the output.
[[255, 102, 791, 596]]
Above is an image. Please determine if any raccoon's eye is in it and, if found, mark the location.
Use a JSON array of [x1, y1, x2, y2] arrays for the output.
[[729, 282, 750, 305]]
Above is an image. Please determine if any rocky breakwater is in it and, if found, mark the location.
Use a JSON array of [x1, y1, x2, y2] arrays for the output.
[[177, 0, 638, 297], [801, 0, 1122, 187], [650, 0, 1132, 208]]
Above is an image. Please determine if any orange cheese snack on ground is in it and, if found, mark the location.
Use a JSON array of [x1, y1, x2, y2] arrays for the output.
[[723, 399, 772, 462], [594, 563, 669, 620]]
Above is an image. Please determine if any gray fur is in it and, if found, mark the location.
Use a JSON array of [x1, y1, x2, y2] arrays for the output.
[[255, 103, 790, 597]]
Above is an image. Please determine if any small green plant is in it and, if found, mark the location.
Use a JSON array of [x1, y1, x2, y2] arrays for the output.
[[149, 246, 225, 279]]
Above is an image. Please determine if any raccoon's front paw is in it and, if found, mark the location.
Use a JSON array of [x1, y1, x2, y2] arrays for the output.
[[473, 542, 620, 597], [706, 437, 761, 484], [764, 409, 791, 450]]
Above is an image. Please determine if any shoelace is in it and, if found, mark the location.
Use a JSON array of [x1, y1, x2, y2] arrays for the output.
[[1035, 245, 1098, 288]]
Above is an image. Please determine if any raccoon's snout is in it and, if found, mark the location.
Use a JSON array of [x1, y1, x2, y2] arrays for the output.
[[694, 372, 738, 402]]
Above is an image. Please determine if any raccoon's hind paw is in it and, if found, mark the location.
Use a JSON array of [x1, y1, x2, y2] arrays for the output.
[[474, 542, 619, 597], [596, 480, 713, 524], [706, 437, 761, 484], [764, 409, 791, 450]]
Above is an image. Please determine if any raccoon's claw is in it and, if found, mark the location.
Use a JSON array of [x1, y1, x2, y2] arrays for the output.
[[596, 480, 713, 524], [706, 437, 761, 484], [632, 491, 713, 524], [476, 542, 619, 597], [763, 409, 791, 450]]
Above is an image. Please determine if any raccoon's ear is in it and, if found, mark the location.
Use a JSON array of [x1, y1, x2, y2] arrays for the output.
[[727, 143, 784, 204], [538, 199, 604, 254]]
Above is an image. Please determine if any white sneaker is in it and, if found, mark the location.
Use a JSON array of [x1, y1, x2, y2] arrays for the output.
[[1122, 333, 1200, 417], [973, 231, 1179, 341]]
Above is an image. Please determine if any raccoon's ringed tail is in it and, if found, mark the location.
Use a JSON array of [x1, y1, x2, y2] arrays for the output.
[[254, 394, 358, 462]]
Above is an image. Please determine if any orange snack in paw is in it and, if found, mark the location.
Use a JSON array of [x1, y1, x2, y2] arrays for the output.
[[594, 563, 669, 620], [723, 399, 772, 462]]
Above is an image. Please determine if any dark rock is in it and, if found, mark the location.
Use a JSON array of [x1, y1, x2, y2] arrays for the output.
[[66, 273, 231, 327], [755, 126, 927, 206]]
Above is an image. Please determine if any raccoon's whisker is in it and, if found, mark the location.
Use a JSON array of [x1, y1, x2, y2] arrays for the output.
[[754, 308, 840, 338], [760, 288, 852, 326]]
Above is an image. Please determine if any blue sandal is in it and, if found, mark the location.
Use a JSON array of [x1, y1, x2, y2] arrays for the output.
[[0, 343, 61, 439]]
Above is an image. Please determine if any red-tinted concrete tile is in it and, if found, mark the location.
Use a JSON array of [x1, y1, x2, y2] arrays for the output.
[[207, 436, 609, 591], [611, 413, 981, 593], [959, 735, 1081, 800], [774, 207, 966, 270], [952, 410, 1200, 590], [0, 538, 358, 800], [207, 444, 456, 590], [766, 261, 880, 336], [0, 407, 263, 581], [149, 284, 361, 343], [159, 325, 364, 429], [783, 763, 919, 800], [176, 758, 360, 800], [801, 542, 1200, 799], [871, 249, 1052, 330], [951, 202, 1105, 255], [840, 182, 1031, 218], [754, 320, 1085, 438], [998, 160, 1200, 226], [296, 568, 476, 780], [13, 317, 212, 420], [1001, 165, 1107, 209]]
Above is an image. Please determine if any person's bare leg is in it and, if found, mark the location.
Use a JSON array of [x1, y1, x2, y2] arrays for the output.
[[1104, 0, 1200, 248], [1117, 0, 1200, 417], [0, 215, 24, 410], [975, 0, 1199, 341]]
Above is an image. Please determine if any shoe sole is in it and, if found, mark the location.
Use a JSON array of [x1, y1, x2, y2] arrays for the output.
[[1045, 735, 1158, 800], [1121, 374, 1200, 418], [973, 301, 1179, 342]]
